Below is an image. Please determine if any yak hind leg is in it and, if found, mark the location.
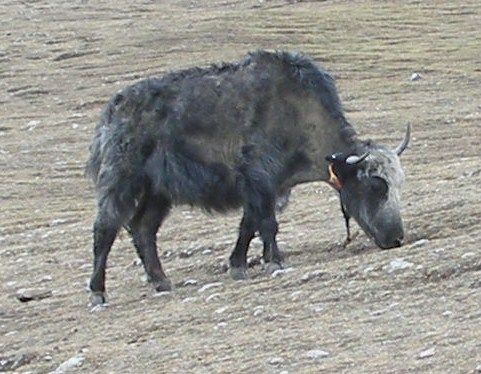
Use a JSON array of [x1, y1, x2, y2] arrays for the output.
[[128, 193, 172, 293], [90, 215, 119, 306], [89, 193, 130, 306]]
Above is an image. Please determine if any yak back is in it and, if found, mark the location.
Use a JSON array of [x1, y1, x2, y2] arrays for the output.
[[86, 50, 356, 213]]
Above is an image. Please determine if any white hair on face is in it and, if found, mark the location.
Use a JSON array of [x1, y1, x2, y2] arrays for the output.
[[361, 148, 405, 188]]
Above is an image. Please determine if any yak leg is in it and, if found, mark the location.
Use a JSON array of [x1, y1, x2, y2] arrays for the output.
[[263, 191, 290, 263], [229, 214, 256, 280], [229, 176, 284, 278], [260, 213, 284, 274], [89, 207, 121, 306], [129, 193, 172, 292]]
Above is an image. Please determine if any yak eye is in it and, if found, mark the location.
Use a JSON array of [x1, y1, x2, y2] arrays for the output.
[[370, 176, 388, 196]]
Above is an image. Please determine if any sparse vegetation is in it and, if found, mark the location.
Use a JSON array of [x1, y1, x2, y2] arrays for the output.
[[1, 0, 480, 372]]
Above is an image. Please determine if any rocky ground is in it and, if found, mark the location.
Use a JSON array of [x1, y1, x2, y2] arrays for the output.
[[1, 0, 480, 372]]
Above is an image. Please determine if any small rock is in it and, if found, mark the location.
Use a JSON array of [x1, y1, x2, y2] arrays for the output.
[[52, 355, 85, 373], [300, 269, 324, 282], [153, 291, 171, 298], [24, 120, 40, 131], [309, 303, 324, 313], [90, 304, 109, 313], [179, 250, 193, 258], [202, 249, 212, 255], [181, 297, 198, 303], [370, 303, 398, 316], [50, 218, 68, 226], [71, 123, 79, 129], [418, 347, 436, 359], [271, 267, 295, 278], [412, 239, 429, 247], [214, 322, 227, 330], [475, 364, 481, 372], [442, 310, 452, 317], [16, 288, 52, 303], [305, 349, 330, 359], [363, 266, 375, 274], [44, 355, 53, 361], [198, 282, 223, 293], [461, 252, 475, 259], [183, 279, 198, 287], [214, 306, 228, 314], [290, 290, 304, 301], [268, 356, 284, 365], [385, 258, 413, 274], [410, 73, 422, 81], [205, 293, 221, 302], [253, 306, 264, 317]]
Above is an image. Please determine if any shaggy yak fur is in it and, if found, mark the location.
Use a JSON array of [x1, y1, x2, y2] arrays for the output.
[[86, 50, 409, 305]]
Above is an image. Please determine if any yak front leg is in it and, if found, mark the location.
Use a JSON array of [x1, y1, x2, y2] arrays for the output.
[[229, 215, 256, 280], [260, 214, 284, 274]]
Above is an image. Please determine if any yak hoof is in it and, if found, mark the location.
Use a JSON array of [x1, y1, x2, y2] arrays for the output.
[[230, 266, 248, 281], [153, 278, 172, 292], [90, 291, 106, 307], [265, 261, 284, 275]]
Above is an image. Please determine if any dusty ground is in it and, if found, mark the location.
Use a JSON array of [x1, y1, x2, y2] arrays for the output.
[[1, 0, 480, 372]]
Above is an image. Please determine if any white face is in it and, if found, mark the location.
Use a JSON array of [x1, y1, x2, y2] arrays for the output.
[[339, 148, 406, 249], [326, 123, 411, 249]]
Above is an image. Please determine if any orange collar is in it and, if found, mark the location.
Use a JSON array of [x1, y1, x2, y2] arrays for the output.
[[328, 163, 342, 191]]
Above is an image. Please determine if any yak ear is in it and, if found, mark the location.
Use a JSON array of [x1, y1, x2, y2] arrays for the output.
[[325, 152, 342, 162]]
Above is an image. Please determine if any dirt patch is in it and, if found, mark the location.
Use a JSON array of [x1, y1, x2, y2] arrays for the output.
[[1, 0, 480, 372]]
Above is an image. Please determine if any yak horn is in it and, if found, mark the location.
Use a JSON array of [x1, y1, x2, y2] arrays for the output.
[[395, 123, 411, 156], [346, 152, 369, 165]]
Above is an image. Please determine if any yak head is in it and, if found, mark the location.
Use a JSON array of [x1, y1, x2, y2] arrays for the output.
[[326, 125, 411, 249]]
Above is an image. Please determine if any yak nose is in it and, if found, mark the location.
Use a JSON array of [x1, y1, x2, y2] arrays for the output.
[[378, 233, 404, 249], [393, 237, 404, 247]]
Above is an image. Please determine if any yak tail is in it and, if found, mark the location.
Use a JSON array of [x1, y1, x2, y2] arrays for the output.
[[85, 93, 123, 184], [85, 130, 102, 184], [85, 100, 147, 225]]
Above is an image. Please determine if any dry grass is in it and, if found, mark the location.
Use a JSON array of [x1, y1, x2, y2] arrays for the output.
[[1, 0, 480, 372]]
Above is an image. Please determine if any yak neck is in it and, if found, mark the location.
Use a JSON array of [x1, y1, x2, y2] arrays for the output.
[[290, 118, 359, 186]]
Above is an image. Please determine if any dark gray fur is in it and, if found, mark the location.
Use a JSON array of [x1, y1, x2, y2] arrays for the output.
[[86, 50, 409, 305]]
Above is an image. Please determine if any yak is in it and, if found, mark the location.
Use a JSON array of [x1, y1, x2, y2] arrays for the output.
[[86, 50, 410, 305]]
